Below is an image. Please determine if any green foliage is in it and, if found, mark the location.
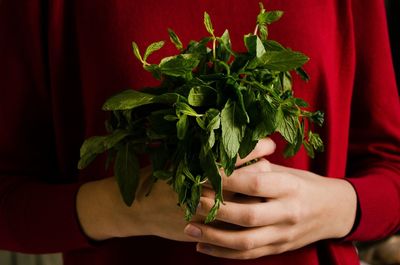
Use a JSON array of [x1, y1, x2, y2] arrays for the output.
[[78, 2, 324, 223]]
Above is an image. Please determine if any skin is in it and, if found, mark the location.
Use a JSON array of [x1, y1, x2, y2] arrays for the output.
[[76, 138, 357, 259]]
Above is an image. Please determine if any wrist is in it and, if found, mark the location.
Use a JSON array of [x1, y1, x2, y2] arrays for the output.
[[324, 177, 358, 239], [76, 177, 149, 240], [76, 178, 117, 240]]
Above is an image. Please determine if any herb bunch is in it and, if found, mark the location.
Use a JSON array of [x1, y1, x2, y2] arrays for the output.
[[78, 3, 324, 223]]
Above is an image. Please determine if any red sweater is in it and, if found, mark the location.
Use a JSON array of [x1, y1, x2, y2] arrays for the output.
[[1, 0, 399, 264]]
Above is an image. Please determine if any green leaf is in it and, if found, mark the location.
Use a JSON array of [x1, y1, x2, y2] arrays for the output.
[[239, 127, 258, 159], [308, 131, 324, 152], [188, 85, 215, 107], [199, 146, 223, 222], [204, 12, 214, 36], [220, 140, 236, 176], [303, 141, 315, 158], [144, 41, 165, 62], [251, 100, 276, 140], [227, 80, 249, 123], [257, 10, 283, 24], [205, 198, 221, 223], [205, 108, 221, 131], [196, 116, 206, 130], [295, 67, 310, 81], [176, 102, 200, 117], [217, 30, 236, 60], [78, 136, 107, 169], [186, 182, 201, 221], [142, 64, 162, 80], [283, 125, 303, 157], [103, 90, 183, 111], [159, 54, 199, 78], [155, 92, 185, 105], [174, 161, 188, 205], [275, 107, 298, 144], [114, 143, 140, 206], [78, 130, 130, 169], [102, 90, 156, 111], [282, 72, 292, 91], [132, 41, 143, 63], [294, 97, 309, 107], [176, 114, 189, 140], [164, 114, 179, 121], [263, 40, 285, 51], [310, 111, 325, 127], [168, 28, 183, 50], [253, 50, 309, 71], [244, 34, 266, 58], [221, 99, 245, 159]]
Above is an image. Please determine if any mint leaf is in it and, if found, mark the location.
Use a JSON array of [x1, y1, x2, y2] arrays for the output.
[[239, 127, 258, 159], [132, 41, 144, 63], [310, 111, 325, 127], [217, 30, 236, 58], [221, 99, 245, 159], [114, 143, 140, 206], [296, 67, 310, 81], [188, 85, 215, 107], [254, 50, 309, 71], [168, 28, 183, 50], [102, 90, 156, 111], [309, 131, 324, 152], [244, 34, 266, 58], [263, 11, 284, 24], [78, 136, 107, 170], [275, 107, 298, 144], [205, 108, 220, 131], [176, 114, 189, 140], [204, 12, 214, 36], [219, 140, 236, 176], [144, 41, 165, 62], [200, 146, 223, 222], [78, 130, 130, 169], [176, 102, 200, 117], [159, 54, 199, 78]]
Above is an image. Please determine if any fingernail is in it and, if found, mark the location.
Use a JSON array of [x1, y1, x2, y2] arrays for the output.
[[184, 224, 202, 238], [197, 243, 212, 254]]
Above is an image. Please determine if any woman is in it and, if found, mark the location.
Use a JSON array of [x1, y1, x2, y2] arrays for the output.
[[0, 0, 399, 264]]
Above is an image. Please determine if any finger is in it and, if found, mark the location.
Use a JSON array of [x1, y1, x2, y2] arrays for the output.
[[222, 167, 293, 198], [198, 197, 288, 227], [235, 138, 276, 166], [201, 187, 215, 198], [184, 222, 286, 251], [196, 242, 287, 259]]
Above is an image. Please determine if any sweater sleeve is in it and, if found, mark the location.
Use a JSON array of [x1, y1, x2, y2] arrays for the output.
[[0, 0, 91, 253], [344, 0, 400, 241]]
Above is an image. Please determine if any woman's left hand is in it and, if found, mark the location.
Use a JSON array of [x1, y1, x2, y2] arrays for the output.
[[184, 159, 358, 259]]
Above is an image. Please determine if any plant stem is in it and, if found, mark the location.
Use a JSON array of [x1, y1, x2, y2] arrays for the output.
[[212, 37, 216, 59], [253, 24, 259, 36]]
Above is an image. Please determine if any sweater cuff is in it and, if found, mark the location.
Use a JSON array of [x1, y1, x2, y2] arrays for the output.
[[343, 170, 400, 242], [5, 181, 93, 253]]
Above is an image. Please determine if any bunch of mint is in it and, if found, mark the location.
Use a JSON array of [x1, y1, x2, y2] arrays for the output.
[[78, 3, 324, 223]]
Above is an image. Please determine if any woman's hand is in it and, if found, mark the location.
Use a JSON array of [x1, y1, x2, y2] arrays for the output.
[[75, 138, 278, 242], [76, 167, 194, 242], [184, 151, 358, 259]]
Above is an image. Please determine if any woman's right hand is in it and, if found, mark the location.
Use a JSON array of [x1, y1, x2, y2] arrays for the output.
[[76, 167, 198, 242]]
